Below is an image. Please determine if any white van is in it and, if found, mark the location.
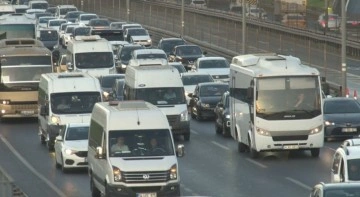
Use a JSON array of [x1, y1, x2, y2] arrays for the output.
[[88, 100, 184, 197], [66, 35, 116, 78], [38, 72, 102, 151], [124, 65, 190, 140]]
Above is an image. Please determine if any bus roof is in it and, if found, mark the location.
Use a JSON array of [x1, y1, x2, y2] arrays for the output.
[[0, 13, 35, 25]]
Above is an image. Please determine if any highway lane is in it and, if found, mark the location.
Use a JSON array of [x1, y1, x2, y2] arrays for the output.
[[0, 117, 346, 197]]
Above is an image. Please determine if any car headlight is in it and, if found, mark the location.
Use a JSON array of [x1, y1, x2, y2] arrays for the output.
[[169, 164, 177, 180], [113, 166, 122, 182], [309, 125, 323, 135], [121, 64, 127, 69], [103, 91, 109, 98], [51, 115, 60, 124], [64, 148, 77, 155], [256, 127, 270, 136], [147, 39, 152, 43], [325, 121, 335, 126], [225, 114, 230, 119], [200, 103, 210, 108], [180, 110, 189, 121]]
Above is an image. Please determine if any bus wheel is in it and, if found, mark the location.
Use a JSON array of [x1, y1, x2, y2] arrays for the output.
[[310, 148, 320, 157], [238, 142, 246, 153], [248, 138, 258, 158]]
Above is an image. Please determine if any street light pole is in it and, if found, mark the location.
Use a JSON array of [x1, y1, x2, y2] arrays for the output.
[[324, 0, 328, 35], [181, 0, 184, 36], [242, 0, 246, 54], [126, 0, 130, 22], [341, 0, 347, 96]]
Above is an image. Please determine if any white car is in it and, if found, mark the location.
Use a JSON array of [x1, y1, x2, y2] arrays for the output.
[[54, 123, 89, 173], [125, 28, 152, 48], [75, 13, 99, 26], [192, 57, 230, 83], [47, 19, 67, 31], [181, 72, 214, 106]]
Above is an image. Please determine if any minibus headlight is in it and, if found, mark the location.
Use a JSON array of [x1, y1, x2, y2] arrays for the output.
[[51, 115, 60, 124], [180, 110, 189, 121], [113, 166, 122, 182], [169, 164, 177, 180], [310, 125, 323, 135], [256, 127, 270, 136]]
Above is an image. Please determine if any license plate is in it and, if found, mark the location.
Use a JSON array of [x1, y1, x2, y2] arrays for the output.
[[136, 193, 157, 197], [342, 128, 357, 132], [21, 110, 34, 115], [283, 145, 299, 150]]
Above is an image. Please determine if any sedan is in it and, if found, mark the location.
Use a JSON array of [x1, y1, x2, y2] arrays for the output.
[[189, 82, 229, 120], [310, 182, 360, 197], [54, 123, 89, 173], [192, 56, 230, 83], [214, 91, 230, 137], [169, 44, 206, 71], [181, 72, 214, 106], [323, 97, 360, 141]]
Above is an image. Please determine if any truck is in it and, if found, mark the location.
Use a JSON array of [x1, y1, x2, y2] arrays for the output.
[[229, 53, 324, 158], [273, 0, 307, 21]]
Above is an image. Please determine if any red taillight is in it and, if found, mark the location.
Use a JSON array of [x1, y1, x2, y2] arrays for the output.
[[352, 21, 359, 26], [329, 17, 335, 21]]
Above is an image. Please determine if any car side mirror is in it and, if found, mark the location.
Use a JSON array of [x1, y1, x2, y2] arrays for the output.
[[176, 144, 185, 157], [95, 146, 105, 159], [55, 135, 63, 142]]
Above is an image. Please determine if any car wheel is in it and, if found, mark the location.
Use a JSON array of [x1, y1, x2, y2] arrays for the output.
[[222, 123, 230, 137], [55, 152, 61, 169], [215, 122, 221, 134], [195, 108, 202, 121], [90, 175, 101, 197], [61, 155, 68, 173], [238, 142, 246, 153], [310, 148, 320, 157], [47, 139, 54, 152], [190, 106, 196, 119], [40, 133, 46, 145]]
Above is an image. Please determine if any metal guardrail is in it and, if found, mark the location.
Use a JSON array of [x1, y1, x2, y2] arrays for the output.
[[0, 165, 28, 197]]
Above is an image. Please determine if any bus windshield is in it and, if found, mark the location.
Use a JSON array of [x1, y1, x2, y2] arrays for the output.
[[1, 65, 52, 83], [50, 92, 101, 114], [135, 87, 186, 105], [255, 76, 321, 120], [75, 52, 114, 69], [0, 24, 35, 39]]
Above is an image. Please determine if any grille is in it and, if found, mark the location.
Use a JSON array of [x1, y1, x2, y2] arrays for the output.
[[272, 135, 308, 141], [11, 104, 37, 110], [166, 115, 178, 126], [122, 171, 169, 183], [75, 151, 87, 157]]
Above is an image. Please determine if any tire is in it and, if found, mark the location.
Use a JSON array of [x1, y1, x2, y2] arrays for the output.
[[55, 152, 61, 169], [61, 156, 68, 173], [238, 142, 246, 153], [222, 123, 230, 137], [190, 107, 196, 119], [215, 122, 221, 134], [184, 133, 190, 141], [90, 175, 101, 197], [40, 134, 46, 145], [195, 108, 202, 121], [310, 148, 320, 157], [248, 137, 258, 158], [47, 140, 54, 152]]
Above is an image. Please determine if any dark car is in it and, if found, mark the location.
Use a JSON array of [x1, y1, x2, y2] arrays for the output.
[[323, 97, 360, 141], [169, 44, 206, 71], [157, 37, 186, 57], [45, 7, 57, 16], [98, 74, 125, 101], [310, 182, 360, 197], [214, 91, 230, 137], [88, 18, 110, 29], [116, 44, 145, 73], [189, 82, 229, 120], [64, 11, 85, 23]]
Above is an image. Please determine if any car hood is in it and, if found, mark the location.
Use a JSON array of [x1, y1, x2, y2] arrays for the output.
[[197, 68, 230, 76], [64, 140, 88, 151], [109, 156, 177, 171], [324, 113, 360, 124], [131, 35, 150, 40], [200, 96, 222, 105]]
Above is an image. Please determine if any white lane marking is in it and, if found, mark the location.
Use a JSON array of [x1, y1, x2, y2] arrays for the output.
[[190, 129, 199, 135], [211, 141, 230, 151], [0, 135, 67, 197], [324, 146, 336, 152], [246, 158, 267, 169], [285, 177, 312, 191]]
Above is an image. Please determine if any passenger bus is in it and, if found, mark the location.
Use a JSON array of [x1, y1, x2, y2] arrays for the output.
[[0, 13, 36, 39], [0, 38, 53, 119], [229, 54, 324, 158]]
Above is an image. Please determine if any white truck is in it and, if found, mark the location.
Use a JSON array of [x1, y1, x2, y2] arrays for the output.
[[88, 100, 184, 197], [124, 65, 190, 141], [66, 35, 116, 78], [229, 53, 324, 158], [38, 72, 102, 151]]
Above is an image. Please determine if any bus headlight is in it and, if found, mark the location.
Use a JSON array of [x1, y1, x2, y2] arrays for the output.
[[113, 166, 122, 182], [256, 127, 270, 136], [180, 110, 189, 121], [51, 115, 60, 124], [1, 100, 10, 105], [309, 125, 323, 135], [169, 164, 177, 180]]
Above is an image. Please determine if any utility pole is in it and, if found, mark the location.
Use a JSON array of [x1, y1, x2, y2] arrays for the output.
[[181, 0, 184, 36], [341, 0, 347, 96], [324, 0, 328, 35], [242, 0, 246, 54], [126, 0, 130, 22]]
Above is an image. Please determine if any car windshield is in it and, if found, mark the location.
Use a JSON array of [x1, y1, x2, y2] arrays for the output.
[[100, 75, 125, 88], [75, 52, 114, 69], [51, 92, 101, 114], [200, 85, 229, 97], [182, 75, 214, 85], [81, 15, 98, 20], [119, 46, 144, 61], [49, 20, 66, 26], [176, 46, 202, 56], [136, 53, 167, 60], [135, 87, 186, 105], [108, 129, 174, 157], [160, 40, 186, 54], [127, 28, 147, 36], [65, 126, 89, 141], [91, 20, 110, 26], [324, 188, 360, 197], [199, 59, 229, 68], [60, 8, 77, 15], [324, 100, 360, 114]]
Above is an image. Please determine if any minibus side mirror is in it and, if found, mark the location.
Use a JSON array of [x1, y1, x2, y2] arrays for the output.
[[95, 146, 105, 159], [176, 144, 185, 157]]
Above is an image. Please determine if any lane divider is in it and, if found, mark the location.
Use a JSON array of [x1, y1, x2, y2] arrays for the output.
[[285, 177, 312, 191]]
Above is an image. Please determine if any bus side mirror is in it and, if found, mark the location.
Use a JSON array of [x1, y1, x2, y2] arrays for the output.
[[247, 87, 254, 100]]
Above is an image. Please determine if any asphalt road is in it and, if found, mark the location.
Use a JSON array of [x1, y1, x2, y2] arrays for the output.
[[0, 117, 347, 197]]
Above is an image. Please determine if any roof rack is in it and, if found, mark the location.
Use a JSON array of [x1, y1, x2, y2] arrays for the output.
[[0, 38, 44, 48]]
